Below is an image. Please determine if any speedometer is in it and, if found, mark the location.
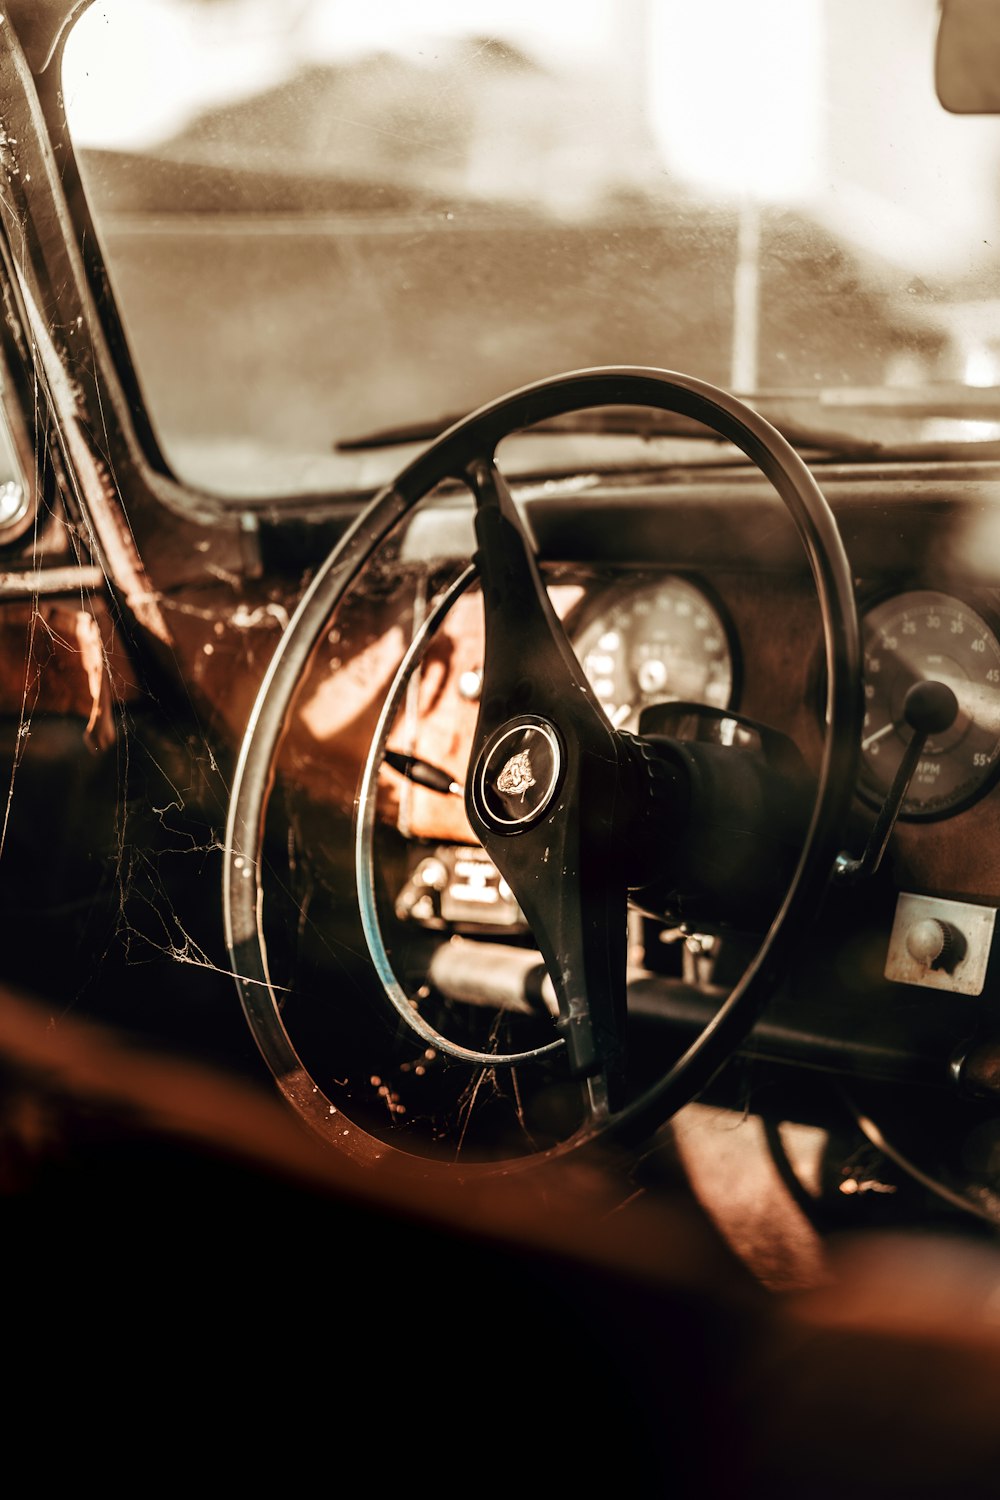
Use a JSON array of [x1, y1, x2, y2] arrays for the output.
[[571, 576, 735, 731], [859, 589, 1000, 819]]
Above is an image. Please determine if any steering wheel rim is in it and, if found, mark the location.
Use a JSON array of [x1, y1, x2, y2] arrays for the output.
[[223, 366, 861, 1178]]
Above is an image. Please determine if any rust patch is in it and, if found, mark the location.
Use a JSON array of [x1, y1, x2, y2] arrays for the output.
[[74, 607, 115, 750], [20, 286, 174, 648], [0, 599, 137, 741]]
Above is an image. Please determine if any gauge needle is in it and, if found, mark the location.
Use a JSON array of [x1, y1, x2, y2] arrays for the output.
[[384, 748, 463, 796], [862, 722, 896, 751]]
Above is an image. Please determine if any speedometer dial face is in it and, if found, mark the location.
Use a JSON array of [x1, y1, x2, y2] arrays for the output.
[[860, 590, 1000, 819], [571, 576, 734, 731]]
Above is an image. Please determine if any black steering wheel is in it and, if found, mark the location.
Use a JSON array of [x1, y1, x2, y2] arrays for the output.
[[223, 367, 861, 1179]]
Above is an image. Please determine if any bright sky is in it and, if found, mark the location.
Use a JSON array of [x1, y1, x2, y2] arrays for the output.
[[648, 0, 824, 200], [60, 0, 1000, 282], [62, 0, 622, 149]]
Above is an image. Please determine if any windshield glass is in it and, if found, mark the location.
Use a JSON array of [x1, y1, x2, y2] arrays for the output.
[[60, 0, 1000, 500]]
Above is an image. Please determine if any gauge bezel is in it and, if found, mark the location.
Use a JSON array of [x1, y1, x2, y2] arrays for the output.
[[856, 581, 1000, 823], [561, 568, 741, 728]]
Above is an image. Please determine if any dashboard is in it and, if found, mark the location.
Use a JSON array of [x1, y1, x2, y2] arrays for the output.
[[283, 463, 1000, 1084], [241, 452, 1000, 1173]]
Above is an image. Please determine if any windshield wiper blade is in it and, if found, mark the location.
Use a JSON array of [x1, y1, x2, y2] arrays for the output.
[[335, 386, 1000, 461], [752, 386, 1000, 459], [334, 404, 731, 451], [335, 414, 462, 449], [783, 382, 1000, 419]]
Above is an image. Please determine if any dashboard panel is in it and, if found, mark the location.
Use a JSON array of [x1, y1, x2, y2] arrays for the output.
[[356, 488, 1000, 867], [276, 464, 1000, 1097], [328, 470, 1000, 1036]]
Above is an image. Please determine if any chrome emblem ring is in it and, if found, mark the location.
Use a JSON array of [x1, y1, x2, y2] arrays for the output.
[[474, 717, 563, 832]]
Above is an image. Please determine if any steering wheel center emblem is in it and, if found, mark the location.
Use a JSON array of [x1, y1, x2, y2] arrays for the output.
[[473, 717, 563, 832], [496, 750, 535, 798]]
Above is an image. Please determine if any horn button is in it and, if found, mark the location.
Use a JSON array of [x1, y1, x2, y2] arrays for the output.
[[472, 716, 564, 833]]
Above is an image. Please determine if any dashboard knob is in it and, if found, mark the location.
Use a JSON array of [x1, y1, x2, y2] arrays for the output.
[[905, 917, 964, 972], [459, 668, 483, 702], [902, 678, 959, 736]]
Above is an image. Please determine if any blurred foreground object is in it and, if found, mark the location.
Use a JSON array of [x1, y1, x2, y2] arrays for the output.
[[3, 983, 1000, 1496]]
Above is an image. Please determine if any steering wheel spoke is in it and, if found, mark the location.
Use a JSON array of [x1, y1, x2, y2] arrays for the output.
[[463, 455, 607, 733], [468, 715, 631, 1092], [461, 454, 630, 1092]]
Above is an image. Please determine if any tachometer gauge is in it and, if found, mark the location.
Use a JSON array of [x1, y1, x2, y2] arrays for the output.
[[859, 589, 1000, 819], [571, 576, 734, 731]]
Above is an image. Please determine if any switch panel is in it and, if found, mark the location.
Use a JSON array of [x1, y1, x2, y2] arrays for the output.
[[885, 892, 996, 996]]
